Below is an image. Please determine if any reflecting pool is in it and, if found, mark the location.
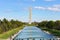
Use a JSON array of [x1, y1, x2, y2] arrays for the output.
[[13, 26, 56, 40]]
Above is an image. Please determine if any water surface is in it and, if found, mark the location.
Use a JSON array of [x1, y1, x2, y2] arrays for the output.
[[13, 26, 56, 40]]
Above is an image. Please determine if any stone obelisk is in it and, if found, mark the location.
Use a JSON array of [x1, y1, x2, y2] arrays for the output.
[[29, 7, 32, 24]]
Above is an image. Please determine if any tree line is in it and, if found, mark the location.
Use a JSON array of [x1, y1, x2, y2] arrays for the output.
[[0, 18, 60, 34], [0, 18, 24, 34], [37, 20, 60, 30]]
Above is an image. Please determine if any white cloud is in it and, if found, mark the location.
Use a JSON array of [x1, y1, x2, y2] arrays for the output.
[[34, 5, 60, 12], [34, 6, 46, 10], [44, 0, 54, 1], [48, 4, 60, 11], [47, 7, 60, 11], [53, 5, 60, 8]]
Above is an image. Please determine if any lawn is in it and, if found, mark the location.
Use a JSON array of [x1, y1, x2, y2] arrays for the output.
[[42, 28, 60, 37], [0, 26, 24, 39]]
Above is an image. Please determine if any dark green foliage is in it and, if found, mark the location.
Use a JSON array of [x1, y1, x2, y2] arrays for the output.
[[37, 20, 60, 30], [55, 20, 60, 30], [0, 18, 24, 34], [46, 21, 56, 29], [38, 21, 48, 28]]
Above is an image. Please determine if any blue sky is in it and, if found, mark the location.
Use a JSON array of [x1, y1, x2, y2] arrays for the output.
[[0, 0, 60, 22]]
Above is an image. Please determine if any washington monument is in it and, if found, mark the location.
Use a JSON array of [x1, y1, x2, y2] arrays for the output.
[[29, 7, 32, 24]]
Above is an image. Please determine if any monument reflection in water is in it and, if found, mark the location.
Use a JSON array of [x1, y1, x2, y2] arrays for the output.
[[13, 26, 57, 40]]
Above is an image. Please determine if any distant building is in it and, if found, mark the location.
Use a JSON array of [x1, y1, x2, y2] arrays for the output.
[[13, 26, 57, 40]]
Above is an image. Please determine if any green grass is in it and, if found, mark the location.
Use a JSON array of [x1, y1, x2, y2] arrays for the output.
[[42, 28, 60, 37], [0, 26, 24, 39]]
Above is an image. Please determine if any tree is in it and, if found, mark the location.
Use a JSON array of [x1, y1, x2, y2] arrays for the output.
[[55, 20, 60, 30], [2, 18, 10, 31], [46, 21, 55, 29], [0, 18, 25, 34], [38, 21, 48, 28]]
